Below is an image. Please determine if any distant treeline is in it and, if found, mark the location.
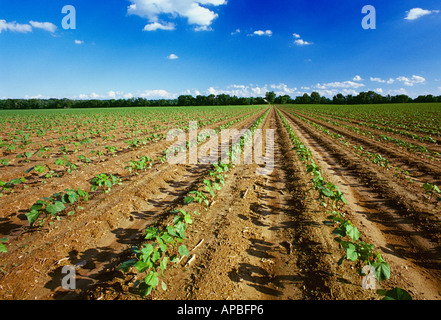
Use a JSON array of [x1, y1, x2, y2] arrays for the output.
[[1, 91, 440, 110]]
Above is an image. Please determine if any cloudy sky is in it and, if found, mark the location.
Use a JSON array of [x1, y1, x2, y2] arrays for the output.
[[1, 0, 441, 100]]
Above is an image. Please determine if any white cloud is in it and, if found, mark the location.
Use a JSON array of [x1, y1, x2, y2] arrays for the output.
[[29, 21, 57, 33], [74, 40, 84, 44], [353, 75, 363, 81], [143, 21, 176, 31], [194, 25, 213, 31], [0, 19, 32, 33], [107, 91, 117, 99], [316, 81, 365, 90], [292, 33, 312, 46], [167, 53, 179, 59], [370, 77, 395, 84], [231, 28, 240, 35], [405, 8, 440, 20], [251, 30, 273, 36], [294, 39, 312, 46], [396, 75, 426, 86], [139, 89, 178, 99], [205, 83, 299, 98], [127, 0, 227, 30], [0, 19, 57, 34]]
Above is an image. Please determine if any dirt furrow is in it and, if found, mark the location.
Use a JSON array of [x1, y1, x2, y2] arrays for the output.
[[278, 107, 441, 300]]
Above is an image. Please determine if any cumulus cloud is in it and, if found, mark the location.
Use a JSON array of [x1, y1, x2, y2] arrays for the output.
[[206, 83, 299, 97], [370, 77, 395, 84], [370, 75, 425, 86], [353, 75, 363, 81], [231, 28, 240, 35], [139, 89, 178, 99], [0, 19, 57, 34], [294, 39, 312, 46], [315, 81, 365, 90], [251, 30, 273, 36], [143, 21, 176, 31], [127, 0, 227, 30], [405, 8, 440, 20], [76, 90, 177, 100], [292, 33, 313, 46], [194, 25, 213, 31], [396, 75, 426, 86], [74, 40, 84, 44], [29, 21, 57, 33], [0, 19, 32, 33], [167, 53, 179, 59]]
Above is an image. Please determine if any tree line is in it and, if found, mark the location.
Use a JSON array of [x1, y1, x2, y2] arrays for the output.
[[0, 91, 440, 110]]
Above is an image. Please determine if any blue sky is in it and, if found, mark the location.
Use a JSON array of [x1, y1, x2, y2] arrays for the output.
[[1, 0, 441, 99]]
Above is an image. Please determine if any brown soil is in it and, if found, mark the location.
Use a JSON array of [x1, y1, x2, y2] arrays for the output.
[[1, 106, 440, 301]]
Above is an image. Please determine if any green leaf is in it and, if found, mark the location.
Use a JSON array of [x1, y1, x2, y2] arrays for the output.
[[45, 201, 66, 215], [145, 227, 157, 240], [321, 188, 335, 198], [166, 225, 177, 237], [151, 250, 161, 262], [374, 261, 391, 282], [381, 287, 412, 300], [332, 226, 346, 237], [141, 244, 154, 260], [135, 260, 151, 273], [175, 221, 187, 239], [138, 282, 153, 297], [346, 225, 361, 241], [346, 243, 359, 261], [183, 196, 194, 204], [0, 237, 8, 253], [160, 257, 168, 276], [161, 232, 174, 244], [26, 209, 41, 226], [161, 281, 167, 291], [144, 271, 159, 288], [178, 245, 189, 257]]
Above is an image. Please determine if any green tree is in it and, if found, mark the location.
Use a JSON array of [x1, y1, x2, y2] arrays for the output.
[[265, 91, 276, 104]]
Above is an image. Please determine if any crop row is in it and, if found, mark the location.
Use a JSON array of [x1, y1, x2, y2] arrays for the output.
[[277, 109, 412, 300], [118, 108, 271, 297], [293, 104, 441, 137], [291, 109, 441, 161]]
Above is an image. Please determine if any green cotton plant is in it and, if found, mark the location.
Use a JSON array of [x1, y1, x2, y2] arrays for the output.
[[306, 162, 347, 208], [423, 183, 441, 202], [90, 173, 121, 193], [184, 190, 209, 208], [125, 156, 153, 174], [0, 238, 8, 253], [119, 209, 194, 297], [25, 188, 90, 226]]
